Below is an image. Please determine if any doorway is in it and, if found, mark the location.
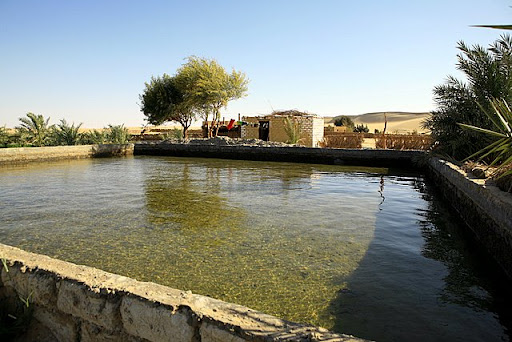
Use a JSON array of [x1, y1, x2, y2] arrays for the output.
[[259, 121, 269, 141]]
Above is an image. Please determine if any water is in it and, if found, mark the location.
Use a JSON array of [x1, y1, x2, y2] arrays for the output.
[[0, 156, 510, 341]]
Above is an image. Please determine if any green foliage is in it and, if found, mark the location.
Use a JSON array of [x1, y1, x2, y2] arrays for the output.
[[140, 74, 196, 139], [80, 129, 106, 144], [52, 119, 83, 145], [175, 56, 248, 136], [353, 124, 369, 133], [334, 116, 355, 128], [106, 124, 130, 144], [0, 126, 10, 147], [283, 117, 303, 144], [459, 98, 512, 178], [423, 35, 512, 160], [164, 128, 184, 141], [15, 112, 54, 147]]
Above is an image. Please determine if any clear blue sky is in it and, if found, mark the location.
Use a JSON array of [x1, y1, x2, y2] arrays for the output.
[[0, 0, 510, 128]]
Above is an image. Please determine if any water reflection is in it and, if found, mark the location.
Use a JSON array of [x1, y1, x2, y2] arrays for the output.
[[144, 163, 245, 234], [329, 177, 511, 342]]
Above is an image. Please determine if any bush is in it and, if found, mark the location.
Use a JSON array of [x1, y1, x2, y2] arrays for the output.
[[106, 124, 130, 144], [353, 124, 369, 133], [0, 126, 9, 147], [80, 129, 106, 144]]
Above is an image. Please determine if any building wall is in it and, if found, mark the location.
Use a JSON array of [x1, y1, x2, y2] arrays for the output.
[[312, 117, 325, 147], [241, 116, 324, 147]]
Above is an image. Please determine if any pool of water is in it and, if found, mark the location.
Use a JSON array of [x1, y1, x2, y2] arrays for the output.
[[0, 156, 510, 341]]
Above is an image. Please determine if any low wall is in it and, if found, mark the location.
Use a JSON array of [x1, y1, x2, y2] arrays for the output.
[[0, 244, 365, 342], [134, 142, 426, 169], [0, 144, 134, 165], [428, 158, 512, 278]]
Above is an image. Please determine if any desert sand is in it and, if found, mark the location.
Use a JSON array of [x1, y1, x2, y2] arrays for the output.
[[325, 112, 431, 134]]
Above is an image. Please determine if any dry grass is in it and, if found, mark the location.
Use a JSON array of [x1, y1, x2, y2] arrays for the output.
[[375, 134, 433, 150], [319, 134, 364, 148]]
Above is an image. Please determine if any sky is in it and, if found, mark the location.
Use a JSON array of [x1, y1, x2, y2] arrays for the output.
[[0, 0, 511, 128]]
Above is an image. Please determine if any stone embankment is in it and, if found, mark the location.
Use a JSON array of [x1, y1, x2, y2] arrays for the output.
[[0, 244, 365, 342], [135, 139, 425, 169], [0, 144, 134, 165], [428, 158, 512, 279]]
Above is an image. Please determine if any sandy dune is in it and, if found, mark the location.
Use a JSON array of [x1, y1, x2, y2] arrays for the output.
[[325, 112, 431, 134]]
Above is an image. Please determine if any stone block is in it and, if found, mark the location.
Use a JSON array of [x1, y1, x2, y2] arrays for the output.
[[200, 323, 245, 342], [33, 306, 77, 342], [28, 270, 57, 306], [57, 281, 121, 330], [1, 263, 29, 299], [121, 296, 195, 342], [81, 321, 142, 342]]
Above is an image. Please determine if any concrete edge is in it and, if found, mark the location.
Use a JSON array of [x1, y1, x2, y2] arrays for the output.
[[0, 243, 368, 342], [0, 144, 134, 165], [427, 157, 512, 278], [133, 142, 426, 169]]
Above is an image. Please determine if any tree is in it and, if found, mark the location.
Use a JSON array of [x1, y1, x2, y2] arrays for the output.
[[334, 115, 355, 129], [52, 119, 83, 145], [175, 56, 248, 137], [423, 35, 512, 159], [16, 112, 53, 147], [139, 74, 196, 139]]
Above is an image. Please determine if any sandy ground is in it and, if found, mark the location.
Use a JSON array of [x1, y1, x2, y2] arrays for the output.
[[325, 112, 431, 134]]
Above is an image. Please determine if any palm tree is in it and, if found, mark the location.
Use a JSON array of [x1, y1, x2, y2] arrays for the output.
[[53, 119, 83, 145], [423, 34, 512, 160], [16, 112, 53, 147]]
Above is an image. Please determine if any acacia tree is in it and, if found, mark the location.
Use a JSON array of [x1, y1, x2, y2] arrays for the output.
[[16, 112, 53, 146], [140, 74, 196, 139], [334, 115, 355, 130], [423, 34, 512, 159], [175, 56, 248, 137]]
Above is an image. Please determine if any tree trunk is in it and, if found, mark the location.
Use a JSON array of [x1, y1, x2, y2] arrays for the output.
[[382, 113, 388, 149], [183, 126, 188, 140]]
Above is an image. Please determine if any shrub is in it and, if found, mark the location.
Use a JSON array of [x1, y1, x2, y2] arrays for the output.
[[353, 124, 369, 133], [284, 117, 303, 144], [106, 124, 130, 144], [80, 129, 106, 144], [0, 126, 10, 147]]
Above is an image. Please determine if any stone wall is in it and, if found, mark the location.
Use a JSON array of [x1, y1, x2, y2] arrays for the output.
[[0, 144, 134, 165], [428, 158, 512, 279], [135, 142, 425, 169], [0, 244, 365, 342]]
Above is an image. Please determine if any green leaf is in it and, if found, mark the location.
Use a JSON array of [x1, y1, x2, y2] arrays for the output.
[[458, 123, 508, 137]]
